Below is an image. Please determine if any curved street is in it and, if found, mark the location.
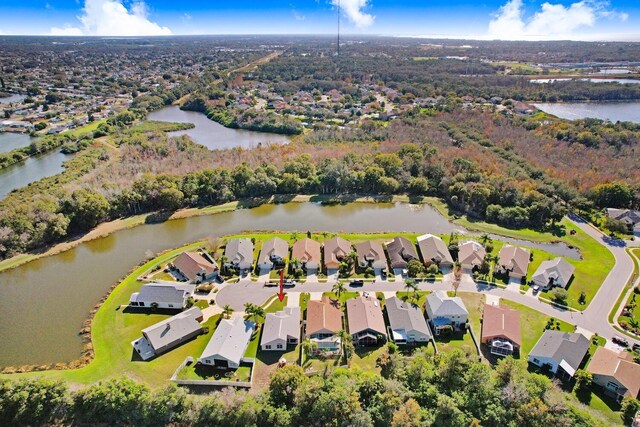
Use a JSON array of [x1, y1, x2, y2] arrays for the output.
[[215, 214, 639, 346]]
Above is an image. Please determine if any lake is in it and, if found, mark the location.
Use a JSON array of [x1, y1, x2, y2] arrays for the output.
[[0, 201, 580, 367], [0, 150, 71, 200], [530, 78, 640, 84], [147, 106, 291, 150], [0, 132, 32, 154], [532, 101, 640, 123]]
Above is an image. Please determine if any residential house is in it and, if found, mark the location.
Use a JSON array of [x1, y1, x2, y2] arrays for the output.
[[291, 238, 322, 272], [386, 237, 419, 270], [531, 258, 575, 290], [346, 296, 387, 346], [257, 237, 289, 272], [323, 236, 353, 271], [305, 296, 343, 354], [172, 251, 218, 282], [606, 208, 640, 236], [458, 240, 486, 270], [199, 317, 256, 369], [528, 331, 590, 378], [481, 304, 522, 357], [416, 234, 453, 268], [129, 282, 196, 310], [588, 347, 640, 402], [224, 238, 254, 273], [131, 307, 203, 360], [354, 240, 387, 270], [385, 297, 432, 344], [496, 245, 530, 279], [425, 291, 469, 334], [260, 307, 301, 351]]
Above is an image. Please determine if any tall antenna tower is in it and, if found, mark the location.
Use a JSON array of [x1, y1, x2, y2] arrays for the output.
[[337, 0, 340, 57]]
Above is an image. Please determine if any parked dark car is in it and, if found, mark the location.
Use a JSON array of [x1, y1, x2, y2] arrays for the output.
[[349, 279, 364, 287], [612, 336, 629, 347]]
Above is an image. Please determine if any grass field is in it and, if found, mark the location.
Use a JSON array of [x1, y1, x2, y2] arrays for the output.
[[617, 248, 640, 335]]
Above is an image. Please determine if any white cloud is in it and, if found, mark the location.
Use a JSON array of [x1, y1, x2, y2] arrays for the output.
[[292, 10, 306, 21], [488, 0, 628, 40], [332, 0, 375, 29], [50, 0, 172, 36]]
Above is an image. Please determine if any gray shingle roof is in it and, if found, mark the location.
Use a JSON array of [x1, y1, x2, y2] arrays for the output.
[[532, 258, 575, 287], [386, 297, 431, 338], [130, 282, 195, 306], [225, 238, 254, 265], [426, 291, 468, 317], [417, 234, 453, 265], [261, 307, 300, 346], [200, 317, 256, 365], [530, 331, 590, 372], [142, 307, 202, 351]]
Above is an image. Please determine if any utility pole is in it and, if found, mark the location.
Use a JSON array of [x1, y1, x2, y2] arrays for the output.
[[337, 0, 340, 57]]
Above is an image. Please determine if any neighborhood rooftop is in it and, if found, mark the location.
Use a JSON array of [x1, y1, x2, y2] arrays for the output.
[[199, 317, 256, 367]]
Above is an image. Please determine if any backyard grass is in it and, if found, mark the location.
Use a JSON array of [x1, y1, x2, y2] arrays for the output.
[[396, 291, 430, 307], [434, 330, 478, 357], [616, 248, 640, 336], [350, 346, 386, 374], [176, 361, 252, 382], [0, 242, 219, 388], [499, 300, 574, 356]]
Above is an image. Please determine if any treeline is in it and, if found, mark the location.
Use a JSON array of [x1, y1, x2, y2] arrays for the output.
[[181, 93, 303, 135], [2, 350, 634, 426]]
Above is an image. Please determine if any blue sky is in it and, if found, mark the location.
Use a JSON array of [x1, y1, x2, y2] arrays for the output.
[[0, 0, 638, 40]]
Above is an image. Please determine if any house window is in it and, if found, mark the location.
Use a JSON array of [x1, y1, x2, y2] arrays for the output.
[[277, 344, 283, 349], [266, 345, 271, 349], [168, 304, 174, 308], [607, 382, 620, 392], [533, 358, 540, 364]]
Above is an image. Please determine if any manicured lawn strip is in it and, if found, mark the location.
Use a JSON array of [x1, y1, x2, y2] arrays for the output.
[[500, 300, 573, 356], [435, 331, 477, 356], [396, 291, 430, 307], [616, 248, 640, 335], [322, 291, 360, 305], [610, 248, 639, 324], [456, 292, 484, 336]]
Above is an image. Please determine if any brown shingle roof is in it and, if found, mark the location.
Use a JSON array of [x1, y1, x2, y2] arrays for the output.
[[481, 304, 522, 347], [346, 296, 386, 336], [291, 238, 321, 263], [323, 236, 352, 269], [173, 252, 217, 281], [306, 296, 343, 336], [498, 245, 530, 276], [589, 347, 640, 399]]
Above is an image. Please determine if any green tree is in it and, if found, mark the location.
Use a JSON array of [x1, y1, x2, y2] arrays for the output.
[[574, 369, 592, 393], [268, 365, 307, 408], [550, 288, 569, 305], [407, 259, 424, 278], [73, 378, 149, 426], [62, 189, 110, 232], [332, 281, 347, 303], [0, 378, 68, 426], [222, 304, 234, 319]]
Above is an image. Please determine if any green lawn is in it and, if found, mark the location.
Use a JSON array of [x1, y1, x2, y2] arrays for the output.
[[0, 242, 216, 388], [351, 346, 386, 373], [322, 291, 360, 306], [434, 331, 477, 357], [396, 291, 430, 307], [616, 248, 640, 336], [499, 300, 573, 356], [456, 292, 484, 336]]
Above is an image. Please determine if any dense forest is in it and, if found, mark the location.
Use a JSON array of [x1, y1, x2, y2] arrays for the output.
[[1, 105, 639, 259], [2, 349, 636, 427]]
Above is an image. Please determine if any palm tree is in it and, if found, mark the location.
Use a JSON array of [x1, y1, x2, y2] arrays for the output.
[[480, 233, 492, 245], [332, 281, 347, 304], [219, 255, 229, 275], [337, 329, 354, 365], [222, 304, 234, 319], [404, 279, 419, 305], [302, 338, 318, 358], [244, 302, 265, 323]]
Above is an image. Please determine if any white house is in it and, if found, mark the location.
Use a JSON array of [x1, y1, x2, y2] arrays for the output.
[[199, 317, 256, 369], [131, 307, 203, 360], [257, 237, 289, 272], [260, 307, 301, 351], [528, 331, 590, 379], [224, 238, 254, 273], [425, 291, 468, 334], [416, 234, 453, 268], [129, 282, 196, 310]]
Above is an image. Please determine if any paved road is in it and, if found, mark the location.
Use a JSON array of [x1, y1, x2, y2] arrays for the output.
[[216, 214, 640, 346]]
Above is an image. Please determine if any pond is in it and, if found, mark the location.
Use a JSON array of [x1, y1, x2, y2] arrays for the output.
[[532, 101, 640, 123], [0, 132, 32, 154], [147, 106, 291, 150], [0, 149, 71, 200], [0, 201, 579, 367]]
